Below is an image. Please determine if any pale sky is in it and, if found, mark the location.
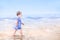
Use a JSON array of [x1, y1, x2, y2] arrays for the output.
[[0, 0, 60, 18]]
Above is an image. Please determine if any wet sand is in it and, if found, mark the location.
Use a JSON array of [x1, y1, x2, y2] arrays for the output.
[[0, 26, 60, 40]]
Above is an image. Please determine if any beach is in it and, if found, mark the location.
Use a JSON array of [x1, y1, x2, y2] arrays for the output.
[[0, 18, 60, 40]]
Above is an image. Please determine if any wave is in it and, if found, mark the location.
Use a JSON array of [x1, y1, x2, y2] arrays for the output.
[[0, 17, 60, 21], [27, 17, 60, 19]]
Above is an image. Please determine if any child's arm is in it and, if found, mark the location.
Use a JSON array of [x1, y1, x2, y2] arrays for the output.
[[15, 20, 18, 26], [21, 23, 24, 25], [21, 19, 24, 25]]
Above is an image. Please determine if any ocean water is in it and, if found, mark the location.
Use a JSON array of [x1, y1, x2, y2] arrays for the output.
[[0, 17, 60, 31]]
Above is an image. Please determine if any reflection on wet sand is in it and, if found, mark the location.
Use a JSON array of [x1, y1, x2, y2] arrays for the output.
[[0, 26, 60, 40], [13, 35, 23, 40]]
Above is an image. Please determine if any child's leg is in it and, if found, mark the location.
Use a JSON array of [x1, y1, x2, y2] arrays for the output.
[[20, 29, 23, 36], [20, 29, 23, 40], [13, 29, 17, 36]]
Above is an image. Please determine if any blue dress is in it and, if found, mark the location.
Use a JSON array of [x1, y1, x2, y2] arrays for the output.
[[15, 17, 22, 30]]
